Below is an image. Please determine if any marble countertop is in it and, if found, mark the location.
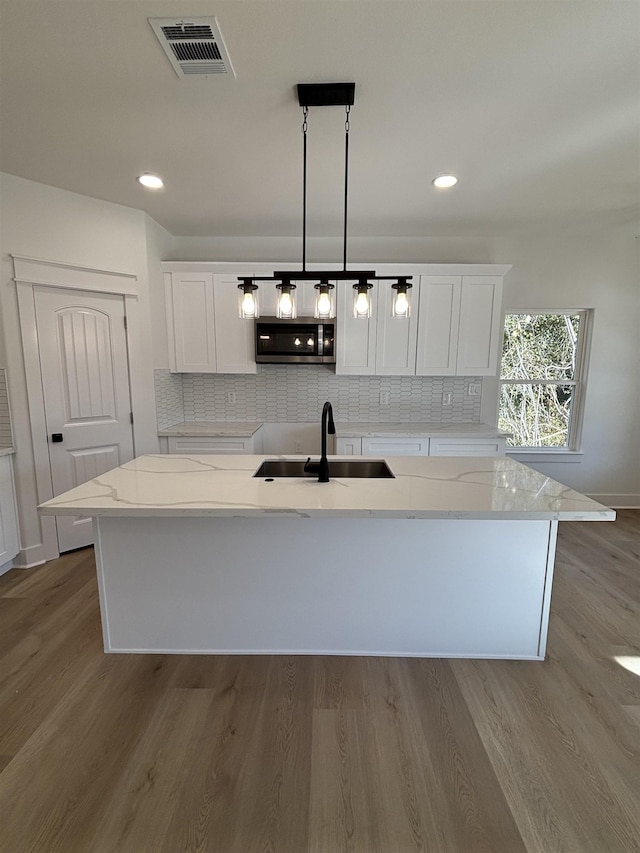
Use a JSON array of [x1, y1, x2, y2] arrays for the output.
[[0, 447, 15, 457], [38, 454, 614, 522], [158, 421, 263, 437], [335, 422, 510, 438]]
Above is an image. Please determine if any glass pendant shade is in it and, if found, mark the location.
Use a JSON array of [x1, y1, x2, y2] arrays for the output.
[[314, 282, 335, 319], [353, 283, 373, 319], [276, 283, 297, 319], [238, 282, 259, 319], [391, 281, 412, 319]]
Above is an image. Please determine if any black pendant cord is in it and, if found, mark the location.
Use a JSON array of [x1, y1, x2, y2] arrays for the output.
[[343, 105, 350, 272], [302, 106, 308, 272]]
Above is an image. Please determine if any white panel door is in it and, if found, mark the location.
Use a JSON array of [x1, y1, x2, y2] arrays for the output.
[[415, 276, 461, 376], [456, 275, 503, 375], [35, 287, 134, 552]]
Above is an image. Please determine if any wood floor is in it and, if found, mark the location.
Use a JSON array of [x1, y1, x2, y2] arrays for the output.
[[0, 513, 639, 853]]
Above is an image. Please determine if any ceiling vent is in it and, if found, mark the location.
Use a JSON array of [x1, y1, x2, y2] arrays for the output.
[[148, 17, 235, 78]]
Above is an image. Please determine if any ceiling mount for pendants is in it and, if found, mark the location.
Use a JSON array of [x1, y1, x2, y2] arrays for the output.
[[296, 82, 356, 107]]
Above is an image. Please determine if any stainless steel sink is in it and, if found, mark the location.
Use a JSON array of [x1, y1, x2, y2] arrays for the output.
[[253, 459, 395, 479]]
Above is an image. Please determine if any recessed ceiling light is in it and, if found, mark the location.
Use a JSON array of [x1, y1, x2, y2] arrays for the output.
[[433, 175, 458, 189], [137, 173, 164, 189]]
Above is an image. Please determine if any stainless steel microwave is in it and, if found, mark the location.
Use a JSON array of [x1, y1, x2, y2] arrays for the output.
[[255, 318, 336, 364]]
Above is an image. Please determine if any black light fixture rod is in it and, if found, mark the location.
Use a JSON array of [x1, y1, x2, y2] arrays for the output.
[[343, 104, 350, 272], [302, 106, 308, 272]]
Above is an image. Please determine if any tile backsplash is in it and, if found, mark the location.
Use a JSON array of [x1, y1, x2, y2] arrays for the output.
[[155, 367, 482, 430], [0, 369, 14, 448]]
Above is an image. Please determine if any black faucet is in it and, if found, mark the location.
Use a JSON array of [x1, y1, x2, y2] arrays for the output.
[[304, 401, 336, 482]]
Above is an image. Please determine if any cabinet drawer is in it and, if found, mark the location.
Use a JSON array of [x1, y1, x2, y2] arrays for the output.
[[429, 438, 505, 456], [167, 436, 258, 454], [361, 436, 430, 456]]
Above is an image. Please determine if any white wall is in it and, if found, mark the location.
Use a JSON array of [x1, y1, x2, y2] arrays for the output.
[[491, 223, 640, 505], [0, 173, 165, 562]]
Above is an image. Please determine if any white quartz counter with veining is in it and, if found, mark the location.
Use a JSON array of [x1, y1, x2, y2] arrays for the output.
[[39, 454, 614, 521], [158, 421, 263, 437], [334, 422, 510, 438]]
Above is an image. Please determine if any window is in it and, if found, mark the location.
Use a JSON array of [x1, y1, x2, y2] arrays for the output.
[[499, 311, 591, 450]]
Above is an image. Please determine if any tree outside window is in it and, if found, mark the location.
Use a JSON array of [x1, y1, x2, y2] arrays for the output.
[[499, 311, 590, 449]]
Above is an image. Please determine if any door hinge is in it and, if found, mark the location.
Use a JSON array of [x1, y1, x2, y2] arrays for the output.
[[124, 316, 128, 330], [130, 412, 134, 424]]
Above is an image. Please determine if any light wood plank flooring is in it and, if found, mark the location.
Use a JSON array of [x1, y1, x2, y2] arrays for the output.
[[0, 512, 638, 852]]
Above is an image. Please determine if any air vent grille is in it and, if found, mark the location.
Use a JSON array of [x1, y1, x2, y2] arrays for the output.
[[149, 17, 235, 78], [162, 24, 214, 40]]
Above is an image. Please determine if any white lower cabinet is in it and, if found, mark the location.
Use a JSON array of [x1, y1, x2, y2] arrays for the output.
[[167, 434, 263, 455], [336, 432, 506, 457], [0, 455, 19, 571], [335, 438, 363, 456]]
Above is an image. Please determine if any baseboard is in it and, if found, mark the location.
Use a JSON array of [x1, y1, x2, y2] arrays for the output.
[[588, 494, 640, 509], [13, 542, 47, 569]]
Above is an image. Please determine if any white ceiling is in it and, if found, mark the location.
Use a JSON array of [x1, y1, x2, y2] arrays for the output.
[[1, 0, 638, 238]]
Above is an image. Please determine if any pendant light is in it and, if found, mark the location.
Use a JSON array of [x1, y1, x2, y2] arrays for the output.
[[314, 279, 335, 319], [238, 83, 411, 319], [238, 279, 259, 318], [276, 283, 297, 318], [391, 279, 412, 318]]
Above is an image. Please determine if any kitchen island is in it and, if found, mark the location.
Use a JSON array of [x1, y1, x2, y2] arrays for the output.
[[39, 454, 614, 659]]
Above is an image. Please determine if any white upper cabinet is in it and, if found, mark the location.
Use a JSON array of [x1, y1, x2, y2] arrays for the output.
[[213, 274, 258, 374], [335, 281, 379, 375], [168, 271, 217, 372], [336, 280, 418, 376], [374, 281, 419, 376], [415, 276, 460, 375], [164, 263, 509, 377], [258, 279, 316, 317], [456, 275, 503, 375], [416, 275, 503, 376], [165, 268, 267, 374]]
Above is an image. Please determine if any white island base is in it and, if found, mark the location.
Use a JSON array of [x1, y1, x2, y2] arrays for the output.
[[95, 515, 557, 659]]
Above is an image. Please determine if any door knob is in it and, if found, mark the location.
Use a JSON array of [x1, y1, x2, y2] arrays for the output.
[[51, 433, 63, 443]]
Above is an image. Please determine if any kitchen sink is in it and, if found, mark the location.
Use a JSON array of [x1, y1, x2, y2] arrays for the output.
[[253, 459, 395, 479]]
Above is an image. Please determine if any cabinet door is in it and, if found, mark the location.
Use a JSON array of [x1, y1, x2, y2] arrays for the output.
[[0, 457, 19, 566], [456, 276, 503, 375], [335, 282, 378, 375], [361, 436, 430, 456], [415, 276, 461, 376], [213, 274, 258, 374], [259, 280, 316, 318], [170, 272, 217, 372], [375, 281, 418, 375], [336, 437, 362, 456]]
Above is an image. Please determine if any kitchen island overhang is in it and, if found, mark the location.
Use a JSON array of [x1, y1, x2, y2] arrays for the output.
[[39, 454, 615, 659]]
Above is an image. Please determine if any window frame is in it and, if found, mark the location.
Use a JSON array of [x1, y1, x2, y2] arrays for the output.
[[498, 308, 593, 460]]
